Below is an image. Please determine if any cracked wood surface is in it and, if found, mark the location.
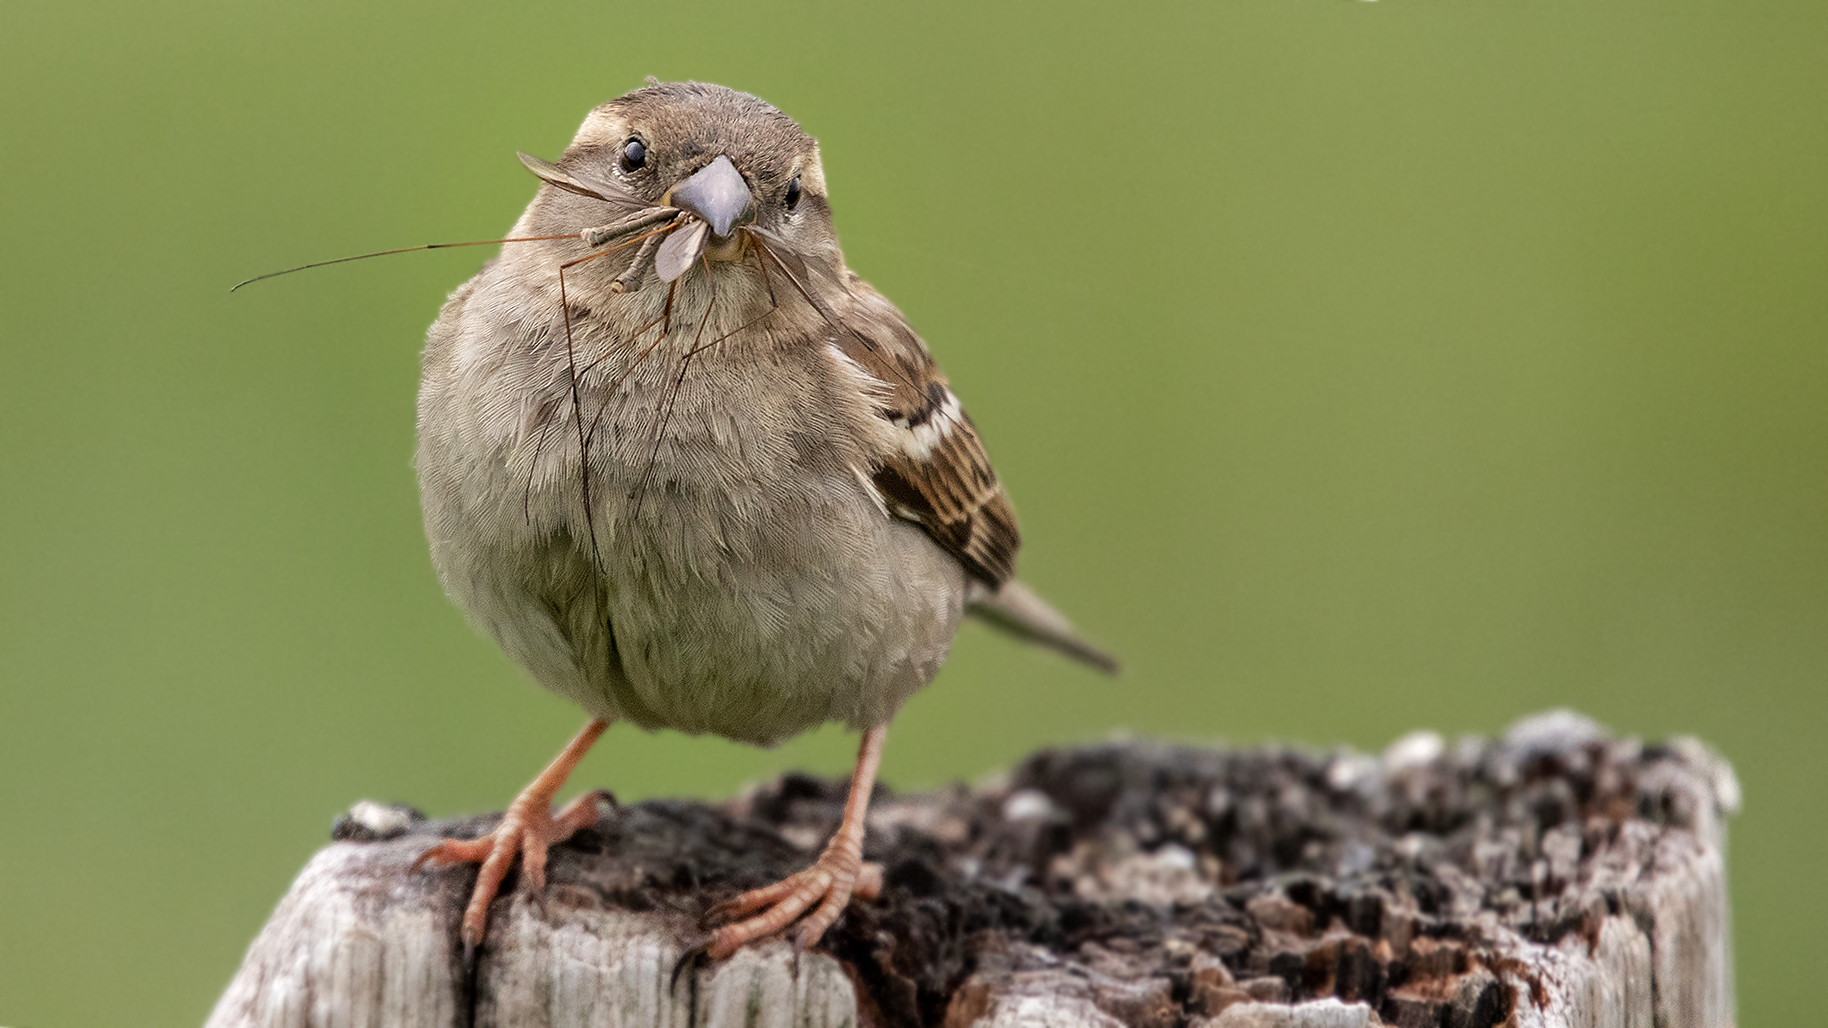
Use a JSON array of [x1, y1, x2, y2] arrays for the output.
[[206, 711, 1737, 1027]]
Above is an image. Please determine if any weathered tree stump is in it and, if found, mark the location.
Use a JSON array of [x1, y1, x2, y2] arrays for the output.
[[206, 711, 1737, 1027]]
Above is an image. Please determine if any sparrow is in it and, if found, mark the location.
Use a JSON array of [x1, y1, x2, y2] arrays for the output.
[[410, 80, 1115, 961]]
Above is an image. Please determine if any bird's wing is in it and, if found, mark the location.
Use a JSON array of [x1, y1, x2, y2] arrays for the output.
[[818, 272, 1019, 588], [750, 235, 1115, 672], [825, 281, 1121, 673]]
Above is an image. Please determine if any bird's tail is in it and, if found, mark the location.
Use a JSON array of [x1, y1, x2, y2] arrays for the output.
[[966, 579, 1119, 674]]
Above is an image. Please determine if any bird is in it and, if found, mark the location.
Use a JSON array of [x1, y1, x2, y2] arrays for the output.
[[410, 80, 1115, 962]]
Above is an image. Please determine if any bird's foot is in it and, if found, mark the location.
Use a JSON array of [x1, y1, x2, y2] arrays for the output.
[[700, 726, 889, 960], [409, 719, 613, 959], [413, 786, 614, 958], [702, 850, 884, 959]]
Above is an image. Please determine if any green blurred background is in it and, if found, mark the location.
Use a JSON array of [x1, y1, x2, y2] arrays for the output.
[[2, 0, 1822, 1023]]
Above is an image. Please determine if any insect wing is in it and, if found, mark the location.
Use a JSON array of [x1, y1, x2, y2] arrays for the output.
[[517, 152, 645, 211], [517, 151, 609, 199], [655, 219, 709, 282]]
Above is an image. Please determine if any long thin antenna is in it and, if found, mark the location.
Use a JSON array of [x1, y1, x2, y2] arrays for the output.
[[229, 235, 579, 292]]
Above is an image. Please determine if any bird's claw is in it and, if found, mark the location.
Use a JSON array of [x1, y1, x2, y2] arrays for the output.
[[700, 857, 883, 959], [670, 937, 714, 991], [412, 787, 613, 958]]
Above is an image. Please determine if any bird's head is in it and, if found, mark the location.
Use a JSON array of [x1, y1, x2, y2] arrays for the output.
[[519, 81, 840, 286]]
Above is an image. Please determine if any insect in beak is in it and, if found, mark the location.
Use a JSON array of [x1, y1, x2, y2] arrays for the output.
[[652, 156, 753, 280]]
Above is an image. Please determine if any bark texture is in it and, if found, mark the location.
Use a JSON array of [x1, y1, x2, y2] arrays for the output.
[[207, 711, 1737, 1028]]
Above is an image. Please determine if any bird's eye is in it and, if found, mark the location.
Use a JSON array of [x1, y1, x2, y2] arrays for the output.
[[620, 138, 647, 172], [785, 174, 802, 210]]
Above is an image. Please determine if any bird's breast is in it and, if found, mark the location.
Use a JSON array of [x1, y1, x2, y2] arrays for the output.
[[419, 269, 963, 743]]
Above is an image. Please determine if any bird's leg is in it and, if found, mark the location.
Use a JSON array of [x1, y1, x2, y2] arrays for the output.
[[704, 725, 887, 958], [413, 718, 614, 958]]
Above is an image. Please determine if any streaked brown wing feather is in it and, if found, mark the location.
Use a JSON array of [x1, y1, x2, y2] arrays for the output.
[[828, 276, 1020, 586]]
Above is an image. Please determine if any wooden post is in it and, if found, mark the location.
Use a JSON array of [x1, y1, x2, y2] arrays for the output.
[[206, 711, 1737, 1027]]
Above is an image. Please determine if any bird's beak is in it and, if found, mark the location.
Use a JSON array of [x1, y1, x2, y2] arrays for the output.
[[665, 155, 752, 240]]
